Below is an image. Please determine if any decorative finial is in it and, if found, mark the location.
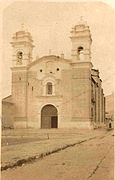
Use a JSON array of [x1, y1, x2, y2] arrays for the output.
[[80, 16, 83, 21], [61, 51, 64, 59], [79, 16, 84, 24], [49, 49, 52, 55], [21, 23, 25, 31], [78, 16, 87, 26]]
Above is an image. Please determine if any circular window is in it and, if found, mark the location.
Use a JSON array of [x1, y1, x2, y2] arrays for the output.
[[57, 68, 59, 71]]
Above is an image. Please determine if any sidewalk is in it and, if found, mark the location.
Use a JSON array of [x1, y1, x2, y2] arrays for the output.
[[1, 128, 112, 171]]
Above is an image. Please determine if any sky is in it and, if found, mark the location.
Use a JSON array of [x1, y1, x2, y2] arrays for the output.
[[1, 0, 115, 98]]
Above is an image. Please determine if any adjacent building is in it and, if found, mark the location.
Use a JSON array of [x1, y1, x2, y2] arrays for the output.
[[105, 92, 114, 128], [2, 21, 105, 129]]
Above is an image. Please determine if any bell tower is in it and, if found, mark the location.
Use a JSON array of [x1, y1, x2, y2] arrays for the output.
[[11, 29, 34, 67], [70, 19, 92, 63], [70, 20, 93, 127], [10, 28, 34, 128]]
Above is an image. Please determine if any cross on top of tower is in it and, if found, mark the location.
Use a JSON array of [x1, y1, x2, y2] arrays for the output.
[[21, 23, 25, 31], [80, 16, 83, 21], [78, 16, 87, 26]]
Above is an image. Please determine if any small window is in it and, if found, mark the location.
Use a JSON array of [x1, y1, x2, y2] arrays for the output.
[[50, 71, 52, 74], [57, 68, 59, 71], [28, 82, 29, 86], [19, 77, 21, 80], [32, 86, 34, 91], [40, 69, 42, 72], [46, 82, 52, 95]]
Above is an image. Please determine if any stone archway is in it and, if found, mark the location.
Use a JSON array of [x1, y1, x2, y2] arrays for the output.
[[41, 104, 58, 129]]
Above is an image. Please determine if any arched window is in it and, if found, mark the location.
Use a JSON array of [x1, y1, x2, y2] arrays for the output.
[[17, 51, 23, 64], [77, 46, 84, 61], [43, 78, 55, 96], [46, 82, 53, 95], [78, 46, 84, 54]]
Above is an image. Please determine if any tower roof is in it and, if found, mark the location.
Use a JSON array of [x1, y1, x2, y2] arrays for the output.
[[70, 20, 92, 41], [12, 30, 33, 41], [11, 30, 34, 47]]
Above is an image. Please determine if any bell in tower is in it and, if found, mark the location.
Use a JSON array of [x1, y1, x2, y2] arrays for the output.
[[70, 18, 92, 63], [11, 26, 34, 67]]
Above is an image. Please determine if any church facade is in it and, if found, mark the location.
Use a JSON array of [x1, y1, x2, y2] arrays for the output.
[[2, 22, 105, 129]]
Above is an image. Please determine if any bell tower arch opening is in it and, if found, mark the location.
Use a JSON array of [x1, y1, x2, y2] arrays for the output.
[[78, 46, 84, 53], [41, 104, 58, 129], [11, 29, 34, 67], [77, 46, 84, 61]]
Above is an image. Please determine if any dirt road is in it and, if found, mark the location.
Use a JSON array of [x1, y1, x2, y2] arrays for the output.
[[2, 131, 114, 180]]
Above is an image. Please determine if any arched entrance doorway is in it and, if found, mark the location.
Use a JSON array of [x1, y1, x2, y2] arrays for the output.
[[109, 122, 112, 129], [41, 104, 58, 129]]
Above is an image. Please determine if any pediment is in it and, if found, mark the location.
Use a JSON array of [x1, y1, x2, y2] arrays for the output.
[[28, 55, 71, 68]]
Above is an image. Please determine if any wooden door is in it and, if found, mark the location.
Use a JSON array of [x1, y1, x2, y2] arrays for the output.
[[51, 116, 58, 128]]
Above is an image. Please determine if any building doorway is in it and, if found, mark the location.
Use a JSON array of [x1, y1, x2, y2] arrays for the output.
[[109, 122, 112, 129], [41, 104, 58, 129], [51, 116, 58, 128]]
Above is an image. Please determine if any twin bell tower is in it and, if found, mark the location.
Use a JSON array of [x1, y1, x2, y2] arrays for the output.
[[11, 19, 92, 67]]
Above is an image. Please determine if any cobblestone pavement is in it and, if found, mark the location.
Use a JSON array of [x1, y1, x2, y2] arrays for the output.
[[1, 129, 114, 180]]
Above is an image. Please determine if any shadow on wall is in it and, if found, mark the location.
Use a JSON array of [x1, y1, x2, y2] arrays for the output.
[[2, 100, 15, 129]]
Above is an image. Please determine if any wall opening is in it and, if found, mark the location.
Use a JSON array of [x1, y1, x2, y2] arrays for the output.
[[16, 51, 23, 64], [77, 46, 84, 61], [41, 104, 58, 129], [109, 122, 112, 129], [46, 82, 53, 95]]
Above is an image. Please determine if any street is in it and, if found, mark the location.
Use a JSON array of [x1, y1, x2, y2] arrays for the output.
[[2, 130, 114, 180]]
